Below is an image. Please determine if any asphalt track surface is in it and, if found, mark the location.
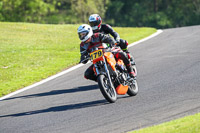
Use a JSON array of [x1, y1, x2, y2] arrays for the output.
[[0, 26, 200, 133]]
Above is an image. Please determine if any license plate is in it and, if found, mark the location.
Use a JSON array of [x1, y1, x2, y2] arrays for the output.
[[90, 49, 103, 60]]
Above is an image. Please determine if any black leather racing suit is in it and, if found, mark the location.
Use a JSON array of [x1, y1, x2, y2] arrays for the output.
[[93, 24, 129, 51], [80, 33, 133, 81]]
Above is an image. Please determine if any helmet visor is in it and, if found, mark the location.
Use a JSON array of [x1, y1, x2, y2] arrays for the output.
[[78, 32, 89, 40], [89, 21, 99, 27]]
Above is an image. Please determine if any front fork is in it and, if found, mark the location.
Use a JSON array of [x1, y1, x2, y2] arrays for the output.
[[94, 57, 113, 88]]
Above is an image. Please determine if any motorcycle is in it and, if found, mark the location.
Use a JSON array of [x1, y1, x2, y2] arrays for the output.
[[82, 43, 138, 103]]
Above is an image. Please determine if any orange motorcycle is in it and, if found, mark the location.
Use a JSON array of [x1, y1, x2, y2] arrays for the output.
[[84, 43, 138, 103]]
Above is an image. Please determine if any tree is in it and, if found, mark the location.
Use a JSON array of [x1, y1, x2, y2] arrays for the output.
[[0, 0, 199, 28], [105, 0, 200, 28], [0, 0, 56, 22], [70, 0, 108, 23]]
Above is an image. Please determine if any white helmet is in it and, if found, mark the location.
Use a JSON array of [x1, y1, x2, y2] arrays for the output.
[[77, 24, 93, 42]]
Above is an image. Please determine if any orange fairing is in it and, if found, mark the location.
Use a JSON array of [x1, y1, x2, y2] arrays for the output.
[[90, 49, 104, 64], [104, 52, 116, 71], [116, 84, 128, 95]]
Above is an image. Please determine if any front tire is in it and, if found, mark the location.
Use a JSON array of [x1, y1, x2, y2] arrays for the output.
[[97, 75, 117, 103]]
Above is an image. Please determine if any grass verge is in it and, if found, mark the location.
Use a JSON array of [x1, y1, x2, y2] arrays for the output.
[[0, 22, 156, 97], [129, 113, 200, 133]]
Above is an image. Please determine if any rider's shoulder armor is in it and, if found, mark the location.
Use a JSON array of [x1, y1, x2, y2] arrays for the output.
[[100, 24, 112, 34], [91, 33, 102, 44]]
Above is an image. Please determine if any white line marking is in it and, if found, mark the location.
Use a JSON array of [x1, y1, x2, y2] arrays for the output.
[[0, 64, 85, 101], [128, 29, 163, 47], [0, 29, 163, 101]]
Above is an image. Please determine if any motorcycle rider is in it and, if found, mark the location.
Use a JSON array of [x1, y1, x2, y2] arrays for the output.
[[88, 14, 135, 65], [78, 24, 135, 82]]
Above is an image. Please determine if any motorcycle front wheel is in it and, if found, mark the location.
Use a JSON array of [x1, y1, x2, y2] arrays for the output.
[[97, 75, 117, 103]]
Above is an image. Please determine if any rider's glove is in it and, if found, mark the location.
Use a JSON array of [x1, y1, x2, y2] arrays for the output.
[[80, 55, 88, 64], [116, 37, 120, 43], [115, 37, 120, 46]]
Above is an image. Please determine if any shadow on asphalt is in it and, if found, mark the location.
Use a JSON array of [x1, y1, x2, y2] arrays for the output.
[[2, 84, 99, 101], [0, 84, 131, 118], [0, 99, 108, 118]]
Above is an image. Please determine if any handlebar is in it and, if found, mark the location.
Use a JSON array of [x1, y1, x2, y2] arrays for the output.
[[79, 55, 91, 63]]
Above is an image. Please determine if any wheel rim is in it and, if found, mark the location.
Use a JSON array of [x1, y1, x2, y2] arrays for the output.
[[103, 77, 116, 98], [130, 80, 138, 91]]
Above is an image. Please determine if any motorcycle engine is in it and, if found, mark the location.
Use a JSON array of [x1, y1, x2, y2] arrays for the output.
[[118, 72, 127, 83]]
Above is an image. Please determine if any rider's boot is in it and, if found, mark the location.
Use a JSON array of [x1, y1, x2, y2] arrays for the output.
[[122, 40, 135, 65], [84, 67, 98, 82], [126, 63, 136, 80]]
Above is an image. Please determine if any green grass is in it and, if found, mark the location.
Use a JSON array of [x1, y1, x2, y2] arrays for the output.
[[129, 113, 200, 133], [1, 22, 199, 133], [0, 22, 156, 97]]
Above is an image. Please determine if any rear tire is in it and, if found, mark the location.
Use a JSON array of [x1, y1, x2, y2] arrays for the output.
[[97, 75, 117, 103], [127, 80, 138, 96], [132, 65, 137, 77]]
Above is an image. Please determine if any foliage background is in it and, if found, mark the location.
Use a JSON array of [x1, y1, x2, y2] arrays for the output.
[[0, 0, 199, 28]]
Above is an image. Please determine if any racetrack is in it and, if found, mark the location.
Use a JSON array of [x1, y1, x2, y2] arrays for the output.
[[0, 25, 200, 133]]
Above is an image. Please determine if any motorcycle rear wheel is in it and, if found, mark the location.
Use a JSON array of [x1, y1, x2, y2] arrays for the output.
[[132, 65, 137, 77], [97, 75, 117, 103], [127, 80, 138, 96]]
